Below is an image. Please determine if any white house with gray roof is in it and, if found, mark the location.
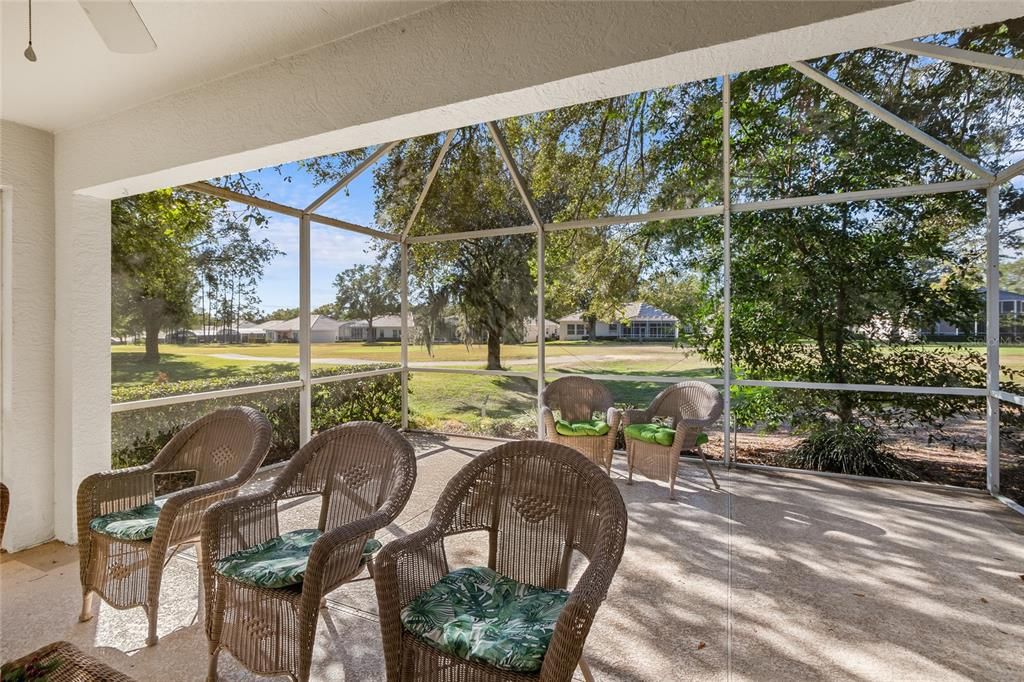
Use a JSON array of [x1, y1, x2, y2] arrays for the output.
[[557, 302, 678, 341]]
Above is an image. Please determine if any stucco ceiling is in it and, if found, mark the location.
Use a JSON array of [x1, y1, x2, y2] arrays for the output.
[[0, 0, 441, 132]]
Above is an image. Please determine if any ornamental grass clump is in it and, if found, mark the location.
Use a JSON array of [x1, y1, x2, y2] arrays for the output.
[[782, 422, 918, 480]]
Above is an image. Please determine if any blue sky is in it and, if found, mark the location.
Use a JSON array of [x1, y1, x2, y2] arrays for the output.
[[232, 161, 381, 313]]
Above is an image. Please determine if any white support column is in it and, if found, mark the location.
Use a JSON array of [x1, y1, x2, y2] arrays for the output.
[[54, 190, 112, 543], [721, 74, 733, 468], [298, 214, 312, 445], [985, 185, 1000, 494], [400, 242, 410, 430], [536, 227, 546, 437]]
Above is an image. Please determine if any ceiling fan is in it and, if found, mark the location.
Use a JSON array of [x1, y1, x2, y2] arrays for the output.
[[24, 0, 157, 62]]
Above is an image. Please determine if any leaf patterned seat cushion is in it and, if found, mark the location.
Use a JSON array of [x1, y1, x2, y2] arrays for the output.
[[554, 418, 610, 437], [89, 498, 167, 541], [401, 566, 569, 674], [213, 529, 382, 589]]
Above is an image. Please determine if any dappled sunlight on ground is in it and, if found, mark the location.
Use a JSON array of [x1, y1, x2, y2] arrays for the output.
[[3, 434, 1022, 680]]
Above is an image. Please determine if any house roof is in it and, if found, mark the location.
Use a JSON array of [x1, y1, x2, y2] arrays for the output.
[[339, 313, 414, 328], [259, 315, 340, 332], [558, 301, 677, 324], [979, 288, 1024, 302]]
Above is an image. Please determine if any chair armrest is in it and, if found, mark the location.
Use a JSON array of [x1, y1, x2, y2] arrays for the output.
[[159, 475, 255, 547], [541, 406, 557, 439], [77, 465, 157, 538], [373, 525, 450, 680], [622, 409, 646, 426], [200, 489, 279, 564], [298, 512, 394, 612], [541, 555, 619, 682]]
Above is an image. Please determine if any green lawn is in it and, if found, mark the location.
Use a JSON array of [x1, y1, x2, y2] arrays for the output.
[[111, 340, 1024, 437]]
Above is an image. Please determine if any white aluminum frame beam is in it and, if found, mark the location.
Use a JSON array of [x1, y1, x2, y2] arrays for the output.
[[985, 185, 1000, 494], [883, 40, 1024, 77], [298, 214, 312, 446], [305, 141, 399, 214], [790, 61, 995, 180], [722, 74, 733, 467], [484, 120, 548, 432], [400, 243, 410, 429], [185, 181, 399, 241], [401, 130, 455, 241], [995, 158, 1024, 185]]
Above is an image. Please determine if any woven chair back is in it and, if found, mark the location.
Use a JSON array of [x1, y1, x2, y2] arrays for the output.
[[439, 440, 627, 590], [648, 381, 724, 423], [542, 376, 614, 422], [277, 421, 415, 532]]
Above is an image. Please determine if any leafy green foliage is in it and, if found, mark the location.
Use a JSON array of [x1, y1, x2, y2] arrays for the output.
[[111, 364, 402, 467], [333, 263, 399, 337], [780, 422, 917, 480]]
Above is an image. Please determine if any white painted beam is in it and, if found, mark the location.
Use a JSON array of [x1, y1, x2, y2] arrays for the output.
[[401, 130, 454, 242], [790, 61, 994, 180], [486, 121, 545, 229], [883, 39, 1024, 76]]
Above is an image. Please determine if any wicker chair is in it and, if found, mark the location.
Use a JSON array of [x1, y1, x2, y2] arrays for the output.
[[201, 421, 417, 682], [374, 440, 628, 682], [623, 381, 721, 498], [540, 377, 621, 473], [77, 406, 272, 646], [0, 481, 9, 548]]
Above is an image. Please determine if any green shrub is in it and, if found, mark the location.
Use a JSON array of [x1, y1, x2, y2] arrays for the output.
[[780, 422, 918, 480], [112, 364, 402, 468]]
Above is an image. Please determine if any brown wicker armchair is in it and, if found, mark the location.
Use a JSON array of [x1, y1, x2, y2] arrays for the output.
[[540, 377, 621, 473], [374, 440, 628, 682], [201, 421, 417, 682], [0, 481, 9, 548], [77, 406, 272, 646], [623, 381, 721, 498]]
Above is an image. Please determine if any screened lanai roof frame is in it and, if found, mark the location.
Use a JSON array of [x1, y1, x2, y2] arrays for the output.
[[170, 37, 1024, 506]]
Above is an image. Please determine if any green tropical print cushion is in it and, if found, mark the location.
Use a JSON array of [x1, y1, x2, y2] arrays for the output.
[[624, 423, 677, 446], [214, 529, 381, 589], [89, 498, 167, 541], [554, 418, 610, 437], [401, 566, 569, 673]]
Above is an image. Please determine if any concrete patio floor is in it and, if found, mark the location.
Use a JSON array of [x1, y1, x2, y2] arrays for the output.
[[2, 432, 1023, 681]]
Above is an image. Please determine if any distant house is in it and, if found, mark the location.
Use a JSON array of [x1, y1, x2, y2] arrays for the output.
[[927, 289, 1024, 339], [337, 313, 413, 341], [558, 302, 678, 341], [260, 315, 341, 343], [523, 318, 559, 343]]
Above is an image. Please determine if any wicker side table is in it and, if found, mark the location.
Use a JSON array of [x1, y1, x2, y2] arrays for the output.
[[1, 641, 135, 682]]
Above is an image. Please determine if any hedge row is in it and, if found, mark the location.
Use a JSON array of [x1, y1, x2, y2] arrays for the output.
[[112, 364, 403, 468]]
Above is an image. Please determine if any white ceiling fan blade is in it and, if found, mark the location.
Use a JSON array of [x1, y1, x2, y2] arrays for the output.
[[79, 1, 157, 54]]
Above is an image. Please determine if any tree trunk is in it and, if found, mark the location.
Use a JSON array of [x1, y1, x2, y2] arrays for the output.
[[486, 329, 502, 370], [367, 317, 375, 343], [143, 304, 162, 362]]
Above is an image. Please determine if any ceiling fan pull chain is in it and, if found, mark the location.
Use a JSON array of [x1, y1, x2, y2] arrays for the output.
[[24, 0, 37, 62]]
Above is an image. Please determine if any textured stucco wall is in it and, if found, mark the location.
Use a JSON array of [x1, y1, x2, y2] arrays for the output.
[[60, 0, 1024, 199], [0, 121, 55, 551]]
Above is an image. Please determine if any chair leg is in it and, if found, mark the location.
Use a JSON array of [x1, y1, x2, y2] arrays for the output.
[[698, 446, 720, 489], [79, 591, 94, 622], [669, 448, 679, 500], [579, 657, 596, 682], [206, 647, 219, 682], [626, 443, 634, 485], [146, 606, 159, 646]]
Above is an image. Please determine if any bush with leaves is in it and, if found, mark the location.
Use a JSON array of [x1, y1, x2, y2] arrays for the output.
[[112, 364, 402, 468], [780, 422, 918, 480]]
